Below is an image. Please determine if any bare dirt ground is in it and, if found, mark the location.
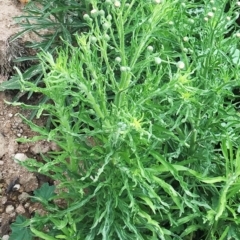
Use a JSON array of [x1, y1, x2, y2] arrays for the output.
[[0, 1, 52, 238]]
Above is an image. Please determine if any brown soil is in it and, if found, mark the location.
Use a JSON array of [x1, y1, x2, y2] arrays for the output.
[[0, 1, 52, 239]]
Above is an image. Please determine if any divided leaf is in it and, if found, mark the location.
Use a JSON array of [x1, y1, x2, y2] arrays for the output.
[[33, 182, 56, 202], [9, 216, 32, 240]]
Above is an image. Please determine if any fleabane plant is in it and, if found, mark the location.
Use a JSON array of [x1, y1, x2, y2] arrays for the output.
[[9, 0, 240, 239]]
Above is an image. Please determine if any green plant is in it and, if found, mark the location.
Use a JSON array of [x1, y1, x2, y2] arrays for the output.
[[0, 0, 91, 106], [10, 215, 32, 240], [8, 0, 240, 239]]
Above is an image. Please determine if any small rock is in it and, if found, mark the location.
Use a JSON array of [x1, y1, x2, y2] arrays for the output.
[[18, 192, 30, 203], [0, 213, 10, 235], [20, 173, 38, 192], [0, 133, 7, 158], [6, 177, 19, 194], [14, 153, 28, 162], [30, 141, 50, 154], [0, 160, 4, 165], [50, 141, 61, 151], [24, 202, 30, 208], [5, 205, 14, 214], [16, 204, 25, 214], [9, 212, 16, 218], [2, 235, 10, 240], [16, 133, 22, 137], [14, 115, 22, 122], [0, 206, 4, 213], [2, 196, 7, 205], [13, 184, 21, 191], [28, 202, 40, 214]]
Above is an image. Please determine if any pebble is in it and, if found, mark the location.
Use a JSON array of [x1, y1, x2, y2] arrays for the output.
[[13, 184, 21, 191], [5, 205, 14, 214], [24, 202, 30, 208], [0, 133, 7, 158], [2, 196, 7, 205], [9, 212, 16, 218], [16, 133, 22, 137], [18, 192, 30, 203], [2, 235, 10, 240], [14, 153, 28, 162], [16, 204, 26, 214], [0, 160, 4, 165], [30, 141, 50, 154], [0, 207, 3, 213]]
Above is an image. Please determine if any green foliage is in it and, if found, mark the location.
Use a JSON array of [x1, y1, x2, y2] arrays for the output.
[[8, 0, 240, 239], [0, 0, 90, 101], [9, 216, 32, 240], [32, 182, 56, 203]]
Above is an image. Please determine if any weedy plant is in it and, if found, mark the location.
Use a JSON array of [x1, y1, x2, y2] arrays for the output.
[[7, 0, 240, 239], [0, 0, 90, 105]]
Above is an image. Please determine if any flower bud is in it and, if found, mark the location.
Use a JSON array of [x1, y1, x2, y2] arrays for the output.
[[154, 57, 162, 65]]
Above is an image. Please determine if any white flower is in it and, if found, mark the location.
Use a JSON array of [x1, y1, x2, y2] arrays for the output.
[[236, 32, 240, 38], [115, 57, 122, 63], [176, 61, 185, 69], [188, 19, 194, 24], [98, 10, 105, 16], [147, 46, 154, 52], [102, 22, 111, 30], [103, 34, 110, 41], [183, 36, 189, 42], [83, 14, 90, 20], [154, 57, 162, 65], [90, 9, 99, 18], [207, 12, 214, 18], [120, 66, 130, 72], [90, 36, 97, 43], [107, 14, 112, 21], [114, 1, 121, 7]]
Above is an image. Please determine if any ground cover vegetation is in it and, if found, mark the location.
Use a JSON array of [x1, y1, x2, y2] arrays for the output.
[[2, 0, 240, 239]]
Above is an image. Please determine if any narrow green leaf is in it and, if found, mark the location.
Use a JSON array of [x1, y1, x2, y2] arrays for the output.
[[0, 77, 21, 91], [176, 213, 200, 225], [149, 164, 226, 183], [152, 176, 183, 212], [150, 151, 196, 197], [138, 195, 156, 213], [215, 174, 237, 221], [180, 224, 202, 237], [55, 235, 68, 239], [30, 227, 56, 240]]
